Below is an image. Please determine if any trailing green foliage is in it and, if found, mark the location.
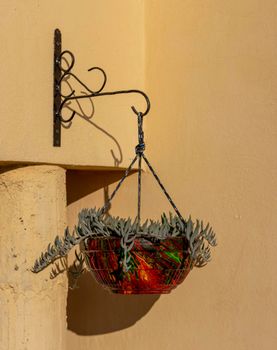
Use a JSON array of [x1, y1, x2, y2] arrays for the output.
[[32, 208, 217, 273]]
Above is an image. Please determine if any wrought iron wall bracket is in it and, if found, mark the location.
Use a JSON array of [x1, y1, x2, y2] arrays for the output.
[[53, 28, 150, 147]]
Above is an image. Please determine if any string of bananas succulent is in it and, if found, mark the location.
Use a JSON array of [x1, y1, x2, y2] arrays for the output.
[[32, 207, 217, 273]]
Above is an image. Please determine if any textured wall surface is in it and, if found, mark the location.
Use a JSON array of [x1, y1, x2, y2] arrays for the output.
[[143, 1, 277, 349], [0, 166, 67, 350], [0, 0, 144, 168], [67, 1, 277, 350], [1, 1, 277, 350]]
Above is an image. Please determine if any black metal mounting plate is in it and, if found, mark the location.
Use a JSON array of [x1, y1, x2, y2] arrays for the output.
[[53, 28, 61, 147]]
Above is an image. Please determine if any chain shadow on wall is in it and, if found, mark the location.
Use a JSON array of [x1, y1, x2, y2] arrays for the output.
[[66, 182, 160, 335]]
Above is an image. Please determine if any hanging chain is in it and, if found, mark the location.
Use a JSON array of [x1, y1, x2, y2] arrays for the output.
[[142, 154, 186, 224], [100, 110, 185, 223], [98, 110, 186, 271], [136, 112, 145, 225], [120, 112, 145, 272], [135, 111, 185, 225], [99, 155, 137, 216]]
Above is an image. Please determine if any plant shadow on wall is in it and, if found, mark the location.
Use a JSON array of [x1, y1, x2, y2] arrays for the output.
[[67, 269, 160, 335], [65, 175, 160, 335]]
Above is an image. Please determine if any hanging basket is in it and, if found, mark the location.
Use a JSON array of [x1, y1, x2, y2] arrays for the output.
[[32, 206, 216, 295], [82, 236, 190, 294], [32, 95, 217, 295]]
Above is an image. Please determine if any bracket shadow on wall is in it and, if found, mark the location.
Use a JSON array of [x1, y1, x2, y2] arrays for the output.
[[53, 28, 150, 147]]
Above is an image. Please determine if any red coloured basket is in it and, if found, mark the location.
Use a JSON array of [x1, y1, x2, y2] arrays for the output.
[[82, 236, 191, 294]]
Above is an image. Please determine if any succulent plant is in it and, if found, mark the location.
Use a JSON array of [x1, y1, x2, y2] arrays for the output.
[[32, 207, 217, 275]]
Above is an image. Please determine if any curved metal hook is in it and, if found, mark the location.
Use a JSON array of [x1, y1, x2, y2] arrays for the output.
[[57, 50, 75, 73], [59, 88, 150, 121], [55, 51, 77, 99], [58, 66, 107, 98], [58, 99, 76, 123], [59, 88, 76, 99], [87, 67, 107, 93]]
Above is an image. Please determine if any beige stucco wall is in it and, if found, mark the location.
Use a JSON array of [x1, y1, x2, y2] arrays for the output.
[[1, 1, 277, 350], [67, 1, 277, 350], [143, 1, 277, 349], [0, 0, 144, 168]]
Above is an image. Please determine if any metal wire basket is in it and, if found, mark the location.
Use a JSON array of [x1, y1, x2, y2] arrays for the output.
[[82, 236, 191, 294]]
